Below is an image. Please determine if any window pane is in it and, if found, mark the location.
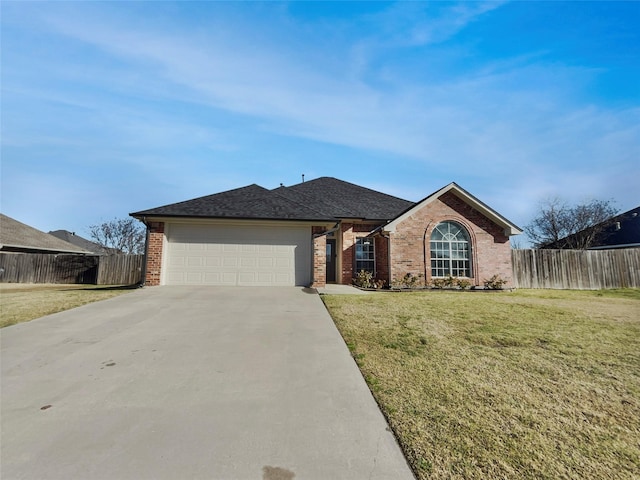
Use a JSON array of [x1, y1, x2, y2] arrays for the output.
[[355, 238, 375, 273], [430, 221, 471, 278]]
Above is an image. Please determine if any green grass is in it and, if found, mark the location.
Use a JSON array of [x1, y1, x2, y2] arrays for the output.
[[0, 284, 135, 328], [322, 289, 640, 480]]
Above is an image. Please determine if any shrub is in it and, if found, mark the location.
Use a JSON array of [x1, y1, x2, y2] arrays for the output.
[[392, 273, 424, 289], [353, 270, 385, 289], [431, 276, 471, 290], [484, 274, 508, 290]]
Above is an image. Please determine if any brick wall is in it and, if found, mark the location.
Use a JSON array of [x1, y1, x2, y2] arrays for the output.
[[375, 235, 390, 285], [390, 192, 513, 287], [144, 222, 165, 286], [339, 223, 384, 284], [311, 227, 326, 287]]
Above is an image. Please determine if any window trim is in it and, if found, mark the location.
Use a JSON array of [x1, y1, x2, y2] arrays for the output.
[[354, 237, 375, 274], [430, 221, 472, 278]]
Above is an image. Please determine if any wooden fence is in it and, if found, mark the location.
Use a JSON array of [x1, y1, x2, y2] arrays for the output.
[[0, 253, 144, 285], [512, 249, 640, 289]]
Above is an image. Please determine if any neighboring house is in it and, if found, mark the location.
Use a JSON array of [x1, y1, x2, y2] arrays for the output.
[[49, 230, 119, 255], [544, 206, 640, 250], [0, 214, 90, 254], [130, 177, 522, 287]]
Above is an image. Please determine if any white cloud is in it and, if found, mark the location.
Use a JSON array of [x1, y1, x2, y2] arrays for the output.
[[2, 1, 638, 233]]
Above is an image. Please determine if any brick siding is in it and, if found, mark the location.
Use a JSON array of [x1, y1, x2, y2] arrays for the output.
[[388, 191, 513, 287], [339, 223, 385, 284], [144, 222, 164, 286], [311, 226, 327, 287]]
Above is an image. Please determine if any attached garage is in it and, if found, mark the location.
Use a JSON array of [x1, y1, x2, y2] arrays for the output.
[[163, 223, 312, 286]]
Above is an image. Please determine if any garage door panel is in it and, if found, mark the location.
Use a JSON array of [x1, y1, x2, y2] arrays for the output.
[[259, 258, 274, 268], [168, 257, 185, 267], [187, 257, 203, 267], [165, 224, 311, 286], [241, 258, 256, 268], [186, 272, 203, 283], [223, 258, 238, 267]]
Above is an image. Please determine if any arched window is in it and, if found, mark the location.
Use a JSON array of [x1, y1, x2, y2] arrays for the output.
[[430, 221, 471, 277]]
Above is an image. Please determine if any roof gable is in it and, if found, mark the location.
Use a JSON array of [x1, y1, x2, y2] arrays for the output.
[[383, 183, 523, 236], [0, 214, 91, 254]]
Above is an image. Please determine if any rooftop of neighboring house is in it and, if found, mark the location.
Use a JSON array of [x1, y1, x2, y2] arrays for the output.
[[587, 206, 640, 249], [544, 206, 640, 249], [48, 230, 118, 255], [0, 214, 90, 254]]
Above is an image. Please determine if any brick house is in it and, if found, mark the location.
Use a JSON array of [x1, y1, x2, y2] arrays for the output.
[[130, 177, 521, 288]]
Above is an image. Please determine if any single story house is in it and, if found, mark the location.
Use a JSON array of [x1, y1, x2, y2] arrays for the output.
[[130, 177, 522, 288], [0, 214, 91, 254]]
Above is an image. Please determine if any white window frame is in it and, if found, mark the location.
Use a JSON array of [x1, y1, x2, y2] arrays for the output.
[[430, 221, 472, 278], [355, 237, 375, 274]]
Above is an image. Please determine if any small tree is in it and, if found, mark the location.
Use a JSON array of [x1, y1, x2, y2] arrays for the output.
[[525, 197, 618, 249], [89, 218, 145, 254]]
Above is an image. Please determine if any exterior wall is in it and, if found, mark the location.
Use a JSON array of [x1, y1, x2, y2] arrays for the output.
[[311, 227, 327, 288], [374, 235, 390, 285], [339, 222, 384, 284], [144, 222, 165, 286], [389, 191, 513, 287]]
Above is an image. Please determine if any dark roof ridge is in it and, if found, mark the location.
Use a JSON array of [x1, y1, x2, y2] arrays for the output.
[[130, 177, 414, 222], [278, 176, 413, 220], [269, 187, 338, 220], [131, 184, 268, 215], [288, 176, 411, 203]]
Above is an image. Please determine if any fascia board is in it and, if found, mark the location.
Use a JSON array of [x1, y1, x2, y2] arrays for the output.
[[383, 183, 523, 236], [383, 184, 453, 233], [0, 243, 90, 254], [140, 217, 335, 228]]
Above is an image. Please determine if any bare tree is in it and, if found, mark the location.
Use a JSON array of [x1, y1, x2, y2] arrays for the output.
[[89, 218, 145, 254], [525, 197, 618, 249]]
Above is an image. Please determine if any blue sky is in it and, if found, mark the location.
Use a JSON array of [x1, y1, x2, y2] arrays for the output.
[[2, 1, 638, 245]]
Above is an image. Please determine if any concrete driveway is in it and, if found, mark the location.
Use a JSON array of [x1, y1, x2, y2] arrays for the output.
[[1, 286, 414, 480]]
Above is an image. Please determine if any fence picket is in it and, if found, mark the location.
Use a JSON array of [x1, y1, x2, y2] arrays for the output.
[[512, 249, 640, 289], [0, 254, 143, 285]]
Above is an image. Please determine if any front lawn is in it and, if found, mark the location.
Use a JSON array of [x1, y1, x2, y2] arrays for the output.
[[0, 284, 135, 328], [322, 289, 640, 480]]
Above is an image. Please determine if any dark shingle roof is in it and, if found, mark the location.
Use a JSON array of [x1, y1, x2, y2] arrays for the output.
[[0, 214, 91, 254], [49, 230, 117, 255], [600, 206, 640, 247], [131, 177, 413, 222], [274, 177, 413, 220], [544, 206, 640, 249]]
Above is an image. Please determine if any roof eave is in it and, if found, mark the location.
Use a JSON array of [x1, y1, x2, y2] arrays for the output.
[[0, 243, 90, 254], [382, 182, 523, 236], [130, 213, 338, 223]]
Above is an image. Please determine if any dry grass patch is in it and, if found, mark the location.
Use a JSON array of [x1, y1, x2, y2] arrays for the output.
[[322, 289, 640, 480], [0, 284, 135, 328]]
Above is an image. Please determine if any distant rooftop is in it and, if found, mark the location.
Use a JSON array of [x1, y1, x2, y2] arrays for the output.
[[49, 230, 118, 255], [0, 214, 90, 254]]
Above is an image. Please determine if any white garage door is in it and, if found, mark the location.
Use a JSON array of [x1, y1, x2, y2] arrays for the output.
[[164, 223, 312, 286]]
